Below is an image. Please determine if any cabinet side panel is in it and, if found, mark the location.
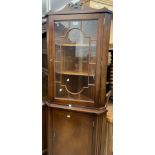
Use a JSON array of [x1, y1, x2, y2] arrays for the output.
[[99, 13, 112, 107], [47, 107, 53, 155], [42, 105, 48, 152], [94, 113, 107, 155], [48, 16, 55, 101], [95, 15, 102, 106]]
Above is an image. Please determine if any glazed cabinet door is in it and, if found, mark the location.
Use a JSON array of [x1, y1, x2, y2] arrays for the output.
[[51, 109, 94, 155], [48, 14, 104, 107]]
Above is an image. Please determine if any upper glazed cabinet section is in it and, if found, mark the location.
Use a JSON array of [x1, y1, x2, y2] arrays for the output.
[[48, 2, 112, 107], [54, 19, 98, 103]]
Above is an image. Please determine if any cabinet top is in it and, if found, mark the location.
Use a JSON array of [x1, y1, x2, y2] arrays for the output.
[[47, 2, 112, 16]]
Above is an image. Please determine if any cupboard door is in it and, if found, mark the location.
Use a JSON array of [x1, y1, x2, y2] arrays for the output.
[[52, 109, 94, 155], [53, 19, 98, 104]]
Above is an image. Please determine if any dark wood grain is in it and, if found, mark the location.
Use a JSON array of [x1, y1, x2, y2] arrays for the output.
[[52, 109, 94, 155], [47, 107, 107, 155], [47, 16, 54, 100], [46, 101, 107, 114], [48, 2, 112, 15], [99, 13, 112, 107], [46, 3, 112, 155], [42, 19, 48, 154], [42, 105, 48, 152], [48, 12, 112, 107]]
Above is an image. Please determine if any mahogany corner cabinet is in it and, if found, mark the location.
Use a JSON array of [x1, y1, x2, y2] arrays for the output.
[[46, 2, 112, 155]]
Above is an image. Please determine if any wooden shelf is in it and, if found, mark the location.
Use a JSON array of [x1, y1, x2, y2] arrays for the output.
[[56, 43, 96, 47], [56, 71, 95, 76], [55, 93, 94, 102], [46, 102, 107, 114]]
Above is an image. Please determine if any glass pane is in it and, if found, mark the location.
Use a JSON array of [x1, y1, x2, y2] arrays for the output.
[[54, 20, 98, 102]]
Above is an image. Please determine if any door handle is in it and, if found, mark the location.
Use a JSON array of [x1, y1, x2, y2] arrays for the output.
[[67, 114, 71, 118], [50, 59, 53, 62]]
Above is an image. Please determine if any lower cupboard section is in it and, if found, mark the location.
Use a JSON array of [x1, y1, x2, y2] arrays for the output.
[[47, 107, 107, 155]]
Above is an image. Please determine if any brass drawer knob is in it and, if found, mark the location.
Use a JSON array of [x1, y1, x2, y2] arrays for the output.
[[67, 114, 71, 118], [68, 104, 72, 108]]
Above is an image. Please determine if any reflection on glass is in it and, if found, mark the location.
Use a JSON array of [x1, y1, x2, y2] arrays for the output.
[[54, 20, 98, 101]]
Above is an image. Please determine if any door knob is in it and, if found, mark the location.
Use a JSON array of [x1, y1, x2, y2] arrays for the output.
[[67, 114, 71, 118]]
